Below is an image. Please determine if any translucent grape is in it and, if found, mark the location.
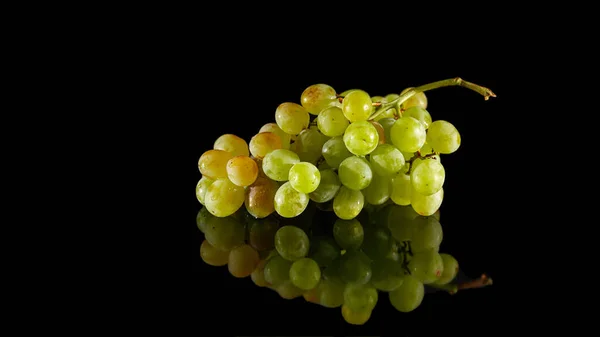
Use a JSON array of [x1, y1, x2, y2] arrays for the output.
[[400, 87, 428, 110], [248, 216, 279, 251], [203, 214, 245, 251], [341, 305, 372, 325], [251, 259, 269, 287], [244, 176, 278, 218], [403, 106, 432, 129], [321, 136, 352, 169], [371, 258, 405, 292], [317, 106, 349, 137], [274, 225, 310, 261], [309, 169, 340, 203], [276, 280, 304, 299], [390, 173, 412, 206], [434, 253, 459, 285], [390, 116, 426, 153], [226, 155, 258, 187], [274, 182, 309, 218], [260, 123, 291, 150], [316, 277, 345, 308], [361, 227, 394, 260], [411, 187, 444, 216], [343, 120, 379, 156], [339, 250, 372, 284], [198, 149, 234, 180], [295, 127, 330, 164], [343, 283, 378, 311], [275, 102, 310, 135], [301, 83, 337, 115], [204, 178, 245, 217], [426, 120, 461, 154], [200, 239, 229, 266], [249, 132, 282, 158], [378, 117, 396, 145], [338, 156, 373, 191], [410, 159, 445, 196], [262, 149, 300, 182], [333, 218, 364, 250], [389, 275, 424, 312], [370, 95, 385, 103], [214, 134, 249, 157], [385, 93, 399, 102], [411, 216, 443, 253], [409, 249, 444, 284], [369, 143, 405, 177], [339, 89, 357, 96], [288, 162, 321, 194], [228, 244, 259, 278], [333, 186, 364, 220], [289, 258, 321, 290], [363, 173, 391, 205], [369, 121, 386, 144], [419, 142, 435, 155], [195, 176, 214, 205], [308, 236, 341, 267], [341, 89, 372, 122], [264, 255, 292, 286]]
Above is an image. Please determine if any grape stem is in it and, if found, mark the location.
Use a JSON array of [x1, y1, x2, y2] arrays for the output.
[[428, 274, 494, 295], [368, 77, 497, 121]]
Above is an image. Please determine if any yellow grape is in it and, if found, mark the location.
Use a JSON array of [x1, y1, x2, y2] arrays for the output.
[[200, 239, 229, 266], [249, 132, 282, 158], [198, 149, 234, 180], [228, 244, 260, 278], [400, 87, 428, 110], [244, 176, 279, 218], [226, 155, 258, 187], [214, 134, 249, 157], [204, 178, 245, 217]]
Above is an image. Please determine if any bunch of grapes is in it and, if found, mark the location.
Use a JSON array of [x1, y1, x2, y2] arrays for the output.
[[195, 79, 495, 325]]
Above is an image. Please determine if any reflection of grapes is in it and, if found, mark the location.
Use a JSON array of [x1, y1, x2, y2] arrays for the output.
[[195, 78, 496, 324]]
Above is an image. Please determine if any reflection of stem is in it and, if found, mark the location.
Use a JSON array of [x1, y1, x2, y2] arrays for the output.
[[428, 274, 493, 295]]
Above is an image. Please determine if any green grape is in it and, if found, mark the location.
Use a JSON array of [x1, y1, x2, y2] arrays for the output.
[[410, 156, 441, 174], [419, 142, 435, 155], [289, 258, 321, 290], [317, 106, 349, 137], [333, 186, 364, 220], [309, 236, 341, 267], [213, 133, 249, 157], [275, 102, 310, 135], [244, 176, 278, 219], [251, 259, 269, 287], [226, 155, 258, 187], [288, 162, 321, 193], [339, 250, 372, 284], [300, 83, 337, 115], [321, 136, 352, 169], [262, 149, 300, 182], [343, 283, 378, 311], [401, 151, 415, 162], [390, 116, 426, 153], [363, 173, 391, 205], [203, 214, 245, 251], [409, 249, 444, 284], [196, 207, 211, 233], [411, 216, 443, 253], [426, 120, 461, 154], [369, 120, 386, 144], [378, 117, 395, 144], [317, 160, 332, 170], [389, 275, 424, 312], [264, 255, 292, 286], [403, 106, 432, 129], [369, 143, 405, 177], [390, 172, 412, 206], [228, 244, 259, 278], [309, 169, 341, 203], [361, 227, 394, 260], [341, 89, 373, 122], [316, 277, 345, 308], [322, 257, 343, 283], [200, 239, 230, 266], [260, 123, 291, 150], [274, 225, 310, 261], [204, 178, 245, 217], [249, 132, 282, 158], [295, 127, 330, 164], [410, 159, 445, 196], [341, 305, 372, 325], [370, 258, 405, 292], [248, 216, 279, 251], [411, 187, 444, 216], [370, 95, 385, 103], [343, 121, 379, 156], [276, 280, 305, 299], [338, 156, 373, 191], [385, 93, 399, 102], [434, 253, 459, 285], [274, 182, 309, 218], [198, 149, 234, 180], [386, 206, 417, 242], [333, 218, 364, 250], [195, 176, 214, 205], [400, 87, 428, 110]]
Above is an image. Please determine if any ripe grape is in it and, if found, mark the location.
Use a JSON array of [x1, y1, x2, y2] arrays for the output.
[[390, 116, 426, 153], [317, 106, 349, 137], [315, 277, 345, 308], [435, 253, 459, 285], [203, 215, 245, 251], [244, 176, 278, 218], [275, 280, 304, 300], [288, 162, 321, 194], [368, 143, 405, 177], [400, 87, 428, 110], [369, 120, 386, 144], [426, 120, 461, 154], [341, 305, 372, 325], [262, 149, 300, 182], [403, 106, 432, 129], [295, 127, 329, 164], [226, 155, 258, 187], [274, 182, 309, 218], [264, 255, 292, 286], [260, 123, 291, 150], [249, 132, 282, 158], [389, 275, 424, 312], [411, 187, 444, 216], [390, 173, 412, 206], [228, 244, 260, 278], [410, 159, 445, 196], [214, 134, 249, 157], [343, 283, 378, 311], [343, 120, 379, 156], [204, 178, 245, 217], [410, 216, 443, 253], [338, 156, 373, 191], [251, 259, 269, 287], [274, 225, 310, 261], [275, 102, 310, 135], [308, 169, 340, 203], [289, 258, 321, 290], [200, 240, 229, 266], [333, 186, 364, 220], [195, 176, 214, 205], [363, 173, 391, 205], [371, 258, 405, 292], [300, 83, 337, 115], [409, 249, 444, 284], [198, 149, 233, 179], [341, 89, 372, 122], [321, 136, 352, 169]]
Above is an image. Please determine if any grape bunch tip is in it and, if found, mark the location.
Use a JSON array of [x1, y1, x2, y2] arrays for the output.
[[196, 78, 495, 325]]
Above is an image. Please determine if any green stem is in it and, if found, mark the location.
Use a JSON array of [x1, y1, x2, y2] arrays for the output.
[[368, 77, 496, 121]]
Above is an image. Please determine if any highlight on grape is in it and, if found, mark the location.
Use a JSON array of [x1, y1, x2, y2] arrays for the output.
[[195, 78, 495, 325]]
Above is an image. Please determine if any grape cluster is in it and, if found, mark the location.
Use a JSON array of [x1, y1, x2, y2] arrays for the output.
[[196, 81, 490, 325]]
